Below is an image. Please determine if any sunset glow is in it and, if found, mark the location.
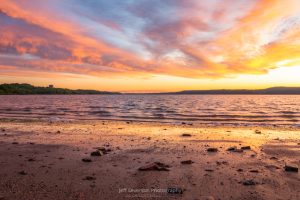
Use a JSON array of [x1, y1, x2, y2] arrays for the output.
[[1, 0, 300, 92]]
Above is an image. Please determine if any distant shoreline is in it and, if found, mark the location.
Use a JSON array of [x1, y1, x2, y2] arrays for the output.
[[1, 83, 300, 95]]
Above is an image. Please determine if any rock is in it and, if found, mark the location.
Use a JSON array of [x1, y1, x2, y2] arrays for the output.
[[243, 179, 256, 186], [255, 130, 261, 134], [1, 129, 5, 132], [241, 146, 251, 150], [207, 148, 218, 152], [205, 169, 214, 172], [90, 150, 103, 156], [233, 149, 244, 153], [138, 162, 170, 171], [237, 169, 243, 172], [181, 160, 194, 165], [227, 146, 237, 151], [28, 158, 35, 162], [83, 176, 96, 181], [181, 133, 191, 137], [94, 147, 111, 154], [29, 142, 35, 145], [284, 165, 298, 172], [57, 131, 61, 134], [18, 171, 27, 175], [12, 142, 18, 144], [249, 170, 259, 173], [82, 158, 92, 162]]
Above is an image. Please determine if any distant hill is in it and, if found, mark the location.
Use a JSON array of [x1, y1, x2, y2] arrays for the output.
[[0, 83, 120, 95], [165, 87, 300, 95]]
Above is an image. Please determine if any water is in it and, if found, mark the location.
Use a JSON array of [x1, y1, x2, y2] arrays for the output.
[[0, 95, 299, 127]]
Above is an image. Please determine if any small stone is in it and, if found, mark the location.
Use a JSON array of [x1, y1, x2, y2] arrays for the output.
[[255, 130, 261, 134], [138, 162, 170, 171], [28, 158, 35, 162], [83, 176, 96, 181], [1, 129, 5, 132], [82, 158, 92, 162], [227, 146, 237, 151], [12, 142, 18, 144], [18, 171, 27, 175], [270, 156, 278, 160], [181, 160, 194, 165], [205, 169, 214, 172], [241, 146, 251, 150], [243, 180, 256, 186], [249, 170, 259, 173], [57, 131, 61, 134], [207, 148, 218, 152], [181, 133, 191, 137], [233, 149, 244, 153], [284, 165, 298, 172], [237, 169, 243, 172], [90, 150, 103, 156]]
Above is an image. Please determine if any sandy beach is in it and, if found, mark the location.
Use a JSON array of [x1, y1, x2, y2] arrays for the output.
[[0, 120, 299, 200]]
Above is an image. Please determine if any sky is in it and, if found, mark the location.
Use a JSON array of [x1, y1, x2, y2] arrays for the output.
[[0, 0, 300, 92]]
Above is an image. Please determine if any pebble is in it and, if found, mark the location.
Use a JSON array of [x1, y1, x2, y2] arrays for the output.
[[181, 133, 191, 137], [243, 179, 256, 186], [241, 146, 251, 150], [207, 148, 218, 152], [284, 165, 298, 172], [181, 160, 194, 165], [83, 176, 96, 181], [255, 130, 261, 134], [90, 150, 103, 156], [138, 162, 170, 171], [18, 171, 27, 175], [82, 158, 92, 162], [12, 142, 18, 145]]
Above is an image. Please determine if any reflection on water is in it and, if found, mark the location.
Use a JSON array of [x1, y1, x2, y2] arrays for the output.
[[0, 95, 299, 126]]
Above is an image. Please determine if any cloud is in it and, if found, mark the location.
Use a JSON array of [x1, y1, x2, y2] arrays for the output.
[[0, 0, 300, 79]]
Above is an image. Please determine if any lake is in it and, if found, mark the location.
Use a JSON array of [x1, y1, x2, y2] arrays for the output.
[[0, 95, 299, 127]]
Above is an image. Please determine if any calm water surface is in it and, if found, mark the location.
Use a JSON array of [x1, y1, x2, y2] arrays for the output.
[[0, 95, 299, 127]]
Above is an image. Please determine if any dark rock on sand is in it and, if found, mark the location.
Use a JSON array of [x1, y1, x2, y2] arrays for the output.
[[181, 160, 194, 165], [284, 165, 298, 172], [1, 129, 5, 132], [138, 162, 170, 171], [241, 146, 251, 150], [12, 142, 18, 144], [227, 146, 237, 151], [28, 158, 35, 162], [243, 180, 256, 186], [18, 171, 27, 175], [205, 169, 214, 172], [255, 130, 261, 134], [83, 176, 96, 181], [207, 148, 218, 152], [82, 158, 92, 162], [181, 133, 191, 137], [249, 169, 259, 173], [90, 150, 104, 156]]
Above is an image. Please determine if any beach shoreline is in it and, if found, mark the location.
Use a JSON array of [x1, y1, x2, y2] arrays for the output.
[[0, 120, 299, 200]]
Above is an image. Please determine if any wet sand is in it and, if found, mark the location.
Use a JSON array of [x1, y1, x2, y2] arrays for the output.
[[0, 120, 299, 200]]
